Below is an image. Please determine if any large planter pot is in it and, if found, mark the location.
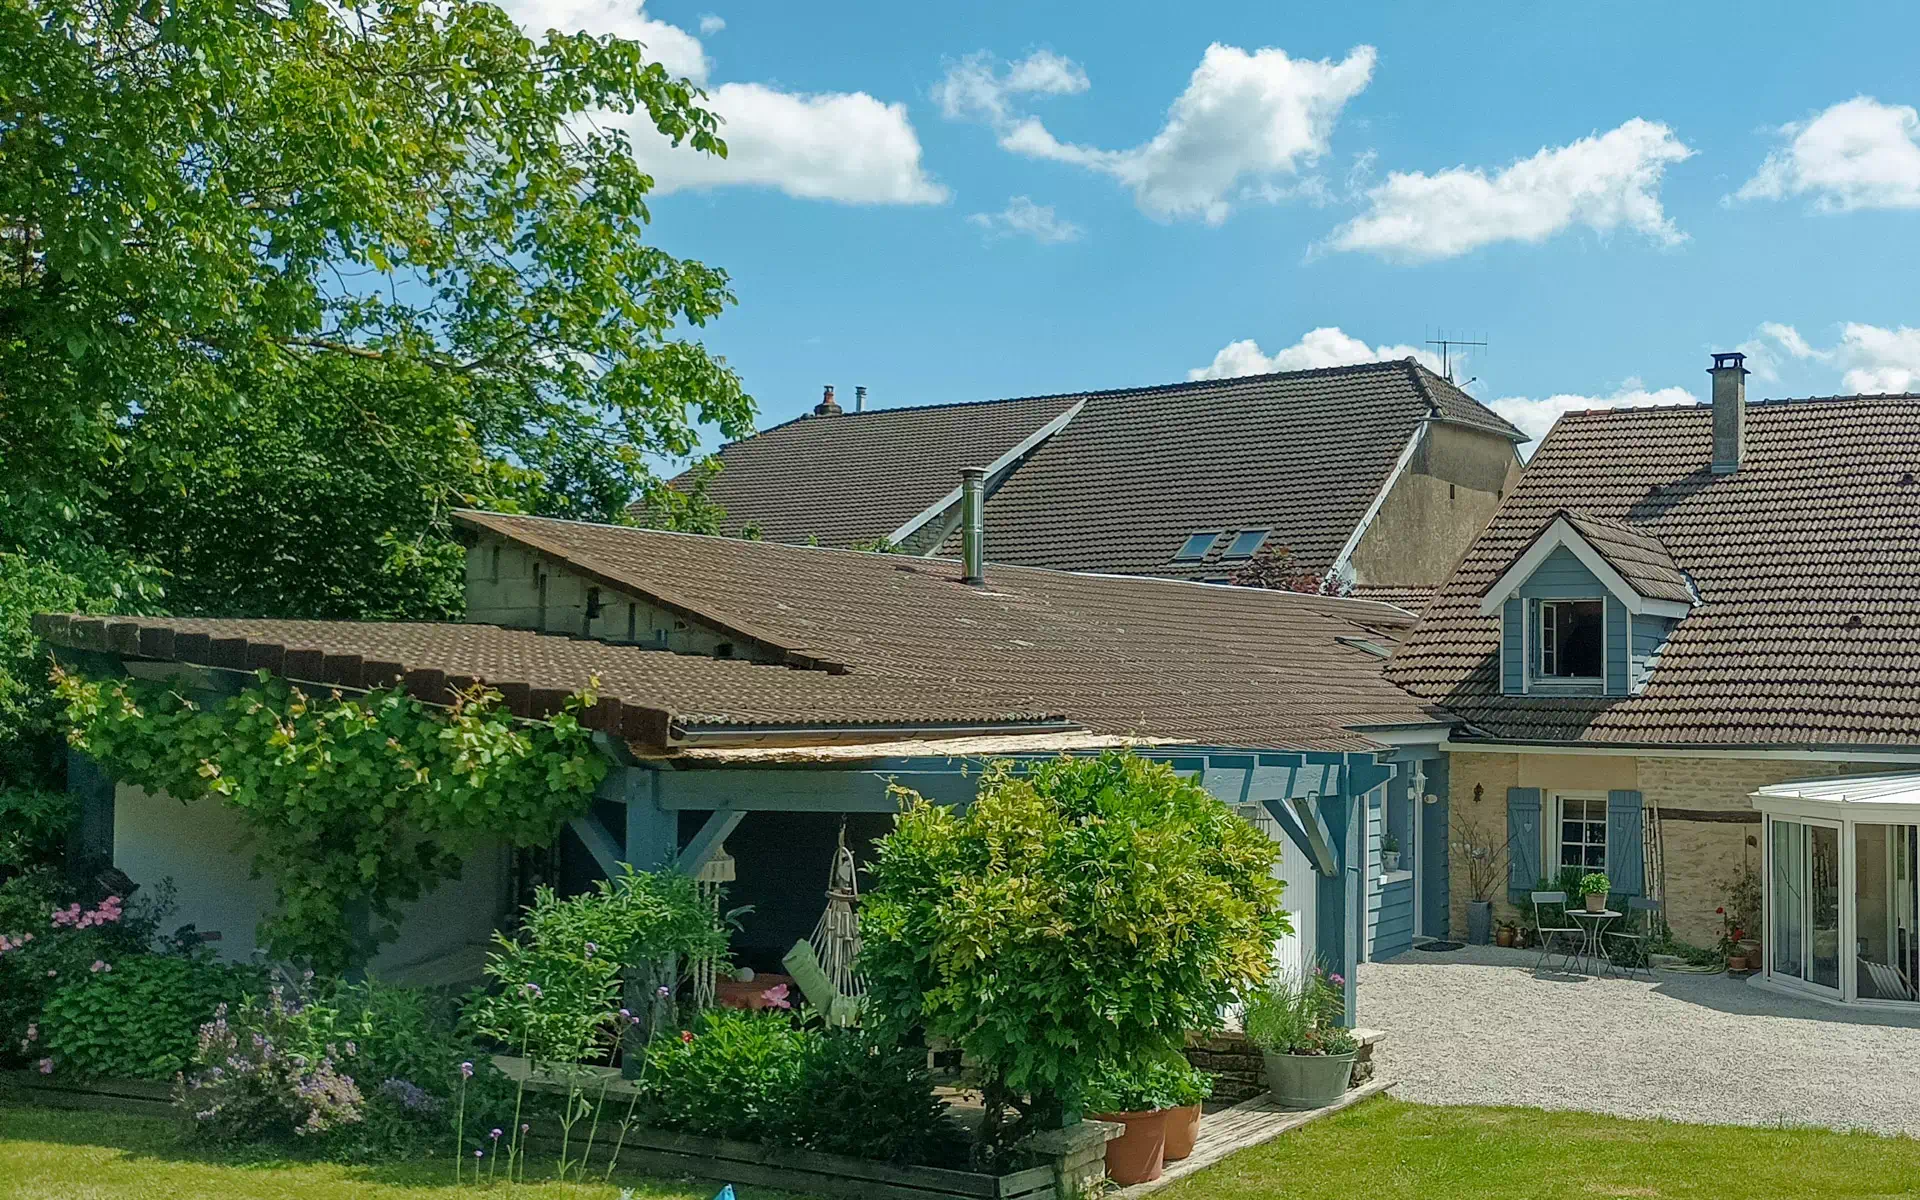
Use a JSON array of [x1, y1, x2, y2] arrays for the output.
[[1467, 900, 1494, 945], [1089, 1108, 1170, 1185], [1163, 1102, 1202, 1162], [1584, 892, 1607, 913], [1382, 851, 1401, 872], [1261, 1050, 1357, 1111]]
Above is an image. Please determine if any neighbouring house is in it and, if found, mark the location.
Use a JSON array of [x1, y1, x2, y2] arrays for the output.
[[36, 507, 1461, 1018], [1387, 351, 1920, 1008], [670, 360, 1526, 609]]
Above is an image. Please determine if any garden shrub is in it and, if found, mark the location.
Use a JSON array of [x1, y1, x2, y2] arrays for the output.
[[330, 981, 514, 1160], [639, 1008, 814, 1144], [179, 984, 366, 1144], [1080, 1054, 1213, 1115], [862, 752, 1288, 1159], [784, 1026, 964, 1166], [40, 953, 263, 1079]]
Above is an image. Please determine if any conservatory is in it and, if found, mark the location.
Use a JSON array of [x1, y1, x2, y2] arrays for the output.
[[1751, 774, 1920, 1008]]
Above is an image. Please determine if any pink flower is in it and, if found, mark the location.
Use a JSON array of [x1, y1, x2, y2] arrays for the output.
[[459, 1061, 474, 1079], [37, 1058, 52, 1075], [680, 1030, 694, 1045], [90, 960, 108, 973], [760, 983, 791, 1010]]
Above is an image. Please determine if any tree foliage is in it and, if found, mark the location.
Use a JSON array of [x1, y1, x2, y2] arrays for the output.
[[0, 0, 754, 789], [860, 753, 1288, 1160], [1228, 543, 1347, 595], [53, 670, 608, 972]]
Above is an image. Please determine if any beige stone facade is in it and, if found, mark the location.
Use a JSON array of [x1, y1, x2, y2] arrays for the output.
[[1447, 750, 1912, 947]]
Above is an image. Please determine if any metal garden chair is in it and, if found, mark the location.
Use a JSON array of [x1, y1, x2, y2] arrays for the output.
[[1603, 897, 1662, 981], [1530, 891, 1584, 973]]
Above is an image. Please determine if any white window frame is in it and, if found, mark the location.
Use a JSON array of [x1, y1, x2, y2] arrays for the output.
[[1551, 791, 1610, 881], [1531, 597, 1608, 692]]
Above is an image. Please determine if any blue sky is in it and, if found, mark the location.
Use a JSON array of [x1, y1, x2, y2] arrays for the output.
[[507, 0, 1920, 453]]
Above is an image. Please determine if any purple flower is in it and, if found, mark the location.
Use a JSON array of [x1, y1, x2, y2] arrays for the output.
[[618, 1008, 631, 1020], [1330, 973, 1346, 986], [655, 984, 671, 999], [584, 942, 597, 957], [520, 1123, 530, 1134], [475, 1149, 484, 1159], [522, 983, 543, 999], [490, 1128, 502, 1140], [38, 1058, 53, 1074], [459, 1061, 474, 1079]]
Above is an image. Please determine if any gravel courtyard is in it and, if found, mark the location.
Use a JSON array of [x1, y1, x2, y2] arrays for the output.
[[1359, 944, 1920, 1137]]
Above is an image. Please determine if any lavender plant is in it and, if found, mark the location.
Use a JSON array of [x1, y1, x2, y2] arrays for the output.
[[178, 987, 365, 1143]]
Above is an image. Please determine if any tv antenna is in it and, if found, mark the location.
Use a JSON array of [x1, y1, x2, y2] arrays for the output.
[[1425, 331, 1487, 383]]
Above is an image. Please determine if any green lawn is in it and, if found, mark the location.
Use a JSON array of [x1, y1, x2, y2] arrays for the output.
[[10, 1098, 1920, 1200], [0, 1104, 810, 1200], [1162, 1097, 1920, 1199]]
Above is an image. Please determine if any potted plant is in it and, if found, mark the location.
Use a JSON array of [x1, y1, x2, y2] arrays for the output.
[[1450, 807, 1511, 946], [1578, 872, 1611, 914], [1241, 966, 1357, 1111], [1381, 832, 1401, 873], [1080, 1056, 1184, 1185], [1159, 1059, 1212, 1164]]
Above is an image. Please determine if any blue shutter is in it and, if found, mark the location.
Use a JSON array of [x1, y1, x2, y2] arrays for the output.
[[1607, 790, 1645, 896], [1507, 787, 1541, 900]]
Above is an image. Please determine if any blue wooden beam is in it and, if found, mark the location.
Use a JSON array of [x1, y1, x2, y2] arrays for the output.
[[675, 809, 744, 875], [1285, 795, 1340, 875], [568, 813, 623, 878], [622, 768, 678, 870], [1257, 798, 1318, 870], [648, 767, 977, 812]]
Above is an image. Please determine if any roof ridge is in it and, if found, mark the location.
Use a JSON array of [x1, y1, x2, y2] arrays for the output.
[[1406, 361, 1529, 441], [714, 391, 1073, 450]]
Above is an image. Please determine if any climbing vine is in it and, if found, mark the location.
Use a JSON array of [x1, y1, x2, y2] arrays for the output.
[[53, 669, 608, 974]]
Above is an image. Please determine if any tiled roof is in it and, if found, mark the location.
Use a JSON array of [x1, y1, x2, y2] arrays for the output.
[[665, 394, 1080, 546], [1386, 395, 1920, 747], [454, 511, 1446, 751], [1555, 510, 1694, 605], [679, 360, 1524, 575], [33, 614, 1062, 749], [1347, 584, 1437, 616]]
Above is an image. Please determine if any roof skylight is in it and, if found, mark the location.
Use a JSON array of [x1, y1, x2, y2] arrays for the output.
[[1174, 532, 1222, 561], [1221, 529, 1270, 560]]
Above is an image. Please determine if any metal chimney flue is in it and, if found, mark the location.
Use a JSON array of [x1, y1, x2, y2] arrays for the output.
[[854, 386, 867, 412], [960, 468, 986, 586]]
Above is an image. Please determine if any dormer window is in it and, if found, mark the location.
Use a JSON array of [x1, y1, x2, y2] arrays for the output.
[[1537, 600, 1604, 681]]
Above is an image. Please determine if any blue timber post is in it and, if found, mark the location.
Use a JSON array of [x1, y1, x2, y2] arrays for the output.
[[616, 763, 677, 1074], [1313, 787, 1361, 1028]]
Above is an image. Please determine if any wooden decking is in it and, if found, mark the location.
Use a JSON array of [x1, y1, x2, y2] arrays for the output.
[[1109, 1078, 1395, 1197]]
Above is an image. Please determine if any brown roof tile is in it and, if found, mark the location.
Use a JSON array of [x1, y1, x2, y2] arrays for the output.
[[678, 360, 1524, 577], [453, 511, 1446, 750], [34, 614, 1063, 749], [1387, 395, 1920, 746]]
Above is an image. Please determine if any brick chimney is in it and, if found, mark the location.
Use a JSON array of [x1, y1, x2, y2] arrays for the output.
[[1709, 352, 1747, 474], [814, 385, 842, 417]]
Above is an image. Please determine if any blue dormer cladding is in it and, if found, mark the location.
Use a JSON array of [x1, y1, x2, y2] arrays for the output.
[[1629, 613, 1677, 693], [1501, 547, 1630, 696]]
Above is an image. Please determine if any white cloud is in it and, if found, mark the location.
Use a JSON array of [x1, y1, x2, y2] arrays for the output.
[[502, 0, 709, 81], [967, 196, 1083, 244], [500, 0, 943, 205], [1751, 321, 1920, 394], [1734, 97, 1920, 212], [997, 43, 1375, 225], [1325, 118, 1694, 262], [933, 50, 1089, 125], [697, 12, 724, 34], [624, 84, 947, 204], [1188, 327, 1438, 380], [1488, 380, 1697, 451]]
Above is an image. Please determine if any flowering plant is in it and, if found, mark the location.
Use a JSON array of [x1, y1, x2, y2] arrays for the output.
[[1241, 963, 1356, 1057], [178, 987, 365, 1143]]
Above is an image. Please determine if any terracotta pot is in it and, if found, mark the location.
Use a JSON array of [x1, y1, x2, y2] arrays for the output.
[[1090, 1108, 1169, 1185], [1495, 928, 1515, 948], [1163, 1102, 1202, 1162], [1584, 892, 1607, 913], [1727, 954, 1748, 972]]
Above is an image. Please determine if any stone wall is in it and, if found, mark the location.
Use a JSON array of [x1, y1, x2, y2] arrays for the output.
[[1445, 750, 1912, 949], [1184, 1030, 1379, 1103]]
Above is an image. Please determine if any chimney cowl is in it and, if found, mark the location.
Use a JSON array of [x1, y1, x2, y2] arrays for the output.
[[854, 385, 867, 412], [1708, 352, 1747, 475], [814, 385, 842, 417]]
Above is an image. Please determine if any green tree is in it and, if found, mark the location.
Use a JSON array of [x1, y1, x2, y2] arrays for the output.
[[0, 0, 755, 791], [861, 753, 1289, 1164]]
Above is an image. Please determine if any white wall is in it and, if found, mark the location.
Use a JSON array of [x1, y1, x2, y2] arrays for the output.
[[1245, 806, 1319, 981], [113, 783, 510, 973]]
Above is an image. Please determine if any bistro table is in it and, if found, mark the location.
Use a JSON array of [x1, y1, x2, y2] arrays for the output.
[[1567, 908, 1621, 975]]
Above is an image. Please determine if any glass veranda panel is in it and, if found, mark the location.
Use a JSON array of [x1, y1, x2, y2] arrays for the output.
[[1856, 823, 1920, 1001]]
